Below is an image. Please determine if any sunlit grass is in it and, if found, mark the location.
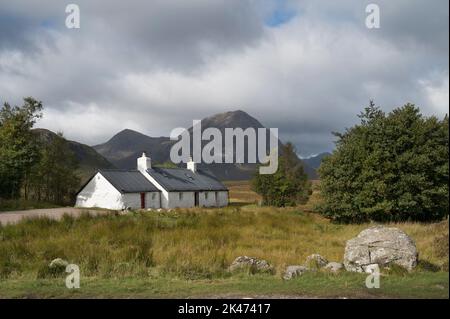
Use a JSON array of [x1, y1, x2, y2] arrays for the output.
[[0, 180, 447, 298]]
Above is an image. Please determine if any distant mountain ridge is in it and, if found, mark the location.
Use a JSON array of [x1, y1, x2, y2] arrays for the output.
[[303, 152, 332, 170], [93, 129, 172, 168], [93, 110, 318, 180]]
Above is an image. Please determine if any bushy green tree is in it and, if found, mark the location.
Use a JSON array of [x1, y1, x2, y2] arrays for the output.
[[1, 98, 80, 205], [252, 142, 311, 206], [0, 98, 43, 198], [29, 132, 80, 205], [318, 101, 449, 223]]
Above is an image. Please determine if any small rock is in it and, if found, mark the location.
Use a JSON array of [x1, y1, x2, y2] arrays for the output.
[[283, 265, 308, 280], [324, 262, 344, 273], [49, 258, 69, 269], [305, 254, 328, 269], [229, 256, 274, 274]]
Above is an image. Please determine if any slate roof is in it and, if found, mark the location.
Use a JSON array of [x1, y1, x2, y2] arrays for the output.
[[146, 167, 228, 192], [98, 169, 160, 193]]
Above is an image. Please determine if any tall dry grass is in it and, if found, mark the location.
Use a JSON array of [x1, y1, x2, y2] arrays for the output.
[[0, 206, 447, 280], [0, 180, 447, 280]]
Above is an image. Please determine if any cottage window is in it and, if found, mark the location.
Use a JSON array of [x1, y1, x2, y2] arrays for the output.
[[152, 193, 156, 200], [205, 192, 208, 200], [179, 193, 183, 201]]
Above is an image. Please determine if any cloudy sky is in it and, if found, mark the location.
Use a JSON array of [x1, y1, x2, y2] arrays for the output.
[[0, 0, 448, 157]]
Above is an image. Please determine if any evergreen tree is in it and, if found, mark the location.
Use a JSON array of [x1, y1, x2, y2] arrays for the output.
[[252, 142, 311, 206], [319, 101, 449, 223]]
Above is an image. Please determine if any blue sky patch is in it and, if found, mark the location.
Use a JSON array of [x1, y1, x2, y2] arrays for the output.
[[265, 0, 297, 27]]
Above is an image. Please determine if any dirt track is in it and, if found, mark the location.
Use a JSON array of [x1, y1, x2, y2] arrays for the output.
[[0, 207, 111, 225]]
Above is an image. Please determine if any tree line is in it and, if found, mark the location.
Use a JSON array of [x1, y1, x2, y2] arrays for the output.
[[252, 101, 448, 223], [2, 97, 448, 221], [0, 98, 80, 205]]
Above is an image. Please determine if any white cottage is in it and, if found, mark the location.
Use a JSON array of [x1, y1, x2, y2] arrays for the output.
[[138, 154, 229, 209], [75, 169, 161, 210], [76, 153, 228, 210]]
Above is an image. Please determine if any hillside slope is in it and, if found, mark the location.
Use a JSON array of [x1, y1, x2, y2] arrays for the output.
[[33, 129, 115, 181]]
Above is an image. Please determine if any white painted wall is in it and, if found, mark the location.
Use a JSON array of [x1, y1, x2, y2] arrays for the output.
[[183, 191, 229, 207], [76, 173, 124, 210], [122, 192, 160, 209], [139, 170, 228, 209], [216, 191, 228, 207], [76, 172, 161, 210], [140, 170, 171, 208], [146, 192, 161, 208], [167, 191, 195, 208], [199, 191, 216, 207]]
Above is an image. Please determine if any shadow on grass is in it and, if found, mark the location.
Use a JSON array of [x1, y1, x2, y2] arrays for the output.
[[228, 202, 255, 208], [417, 260, 442, 272]]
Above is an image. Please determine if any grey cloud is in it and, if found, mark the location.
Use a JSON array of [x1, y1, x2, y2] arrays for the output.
[[0, 0, 448, 157], [1, 0, 266, 70]]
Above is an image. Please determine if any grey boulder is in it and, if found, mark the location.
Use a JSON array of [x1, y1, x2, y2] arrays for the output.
[[49, 258, 69, 269], [283, 265, 308, 280], [305, 254, 328, 269], [344, 226, 418, 272], [324, 262, 344, 273], [229, 256, 274, 274]]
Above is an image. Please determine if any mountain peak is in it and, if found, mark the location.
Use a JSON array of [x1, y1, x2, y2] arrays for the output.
[[115, 128, 145, 137], [227, 109, 249, 116], [200, 109, 264, 130]]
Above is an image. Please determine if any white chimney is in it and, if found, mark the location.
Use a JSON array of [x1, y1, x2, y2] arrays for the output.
[[187, 156, 197, 173], [137, 152, 151, 171]]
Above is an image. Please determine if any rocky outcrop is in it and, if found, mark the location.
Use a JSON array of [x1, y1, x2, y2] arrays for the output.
[[344, 226, 418, 272], [229, 256, 274, 274], [305, 254, 328, 269]]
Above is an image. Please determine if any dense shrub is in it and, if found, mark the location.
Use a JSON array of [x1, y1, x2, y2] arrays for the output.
[[252, 142, 311, 206], [318, 102, 449, 223]]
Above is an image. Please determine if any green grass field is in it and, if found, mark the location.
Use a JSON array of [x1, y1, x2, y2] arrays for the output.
[[1, 272, 448, 299], [0, 199, 60, 212], [0, 181, 448, 298]]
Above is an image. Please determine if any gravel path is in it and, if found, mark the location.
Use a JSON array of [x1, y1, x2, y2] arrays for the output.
[[0, 207, 111, 225]]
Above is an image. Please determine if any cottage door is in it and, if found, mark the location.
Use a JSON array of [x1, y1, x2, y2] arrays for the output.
[[140, 193, 145, 209], [194, 192, 199, 206]]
